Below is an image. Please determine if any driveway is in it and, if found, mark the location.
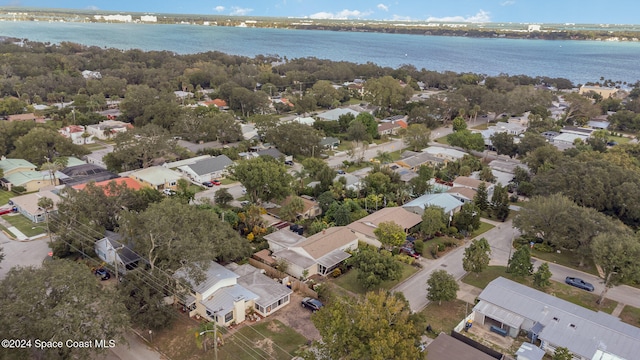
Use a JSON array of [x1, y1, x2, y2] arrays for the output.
[[270, 292, 321, 341]]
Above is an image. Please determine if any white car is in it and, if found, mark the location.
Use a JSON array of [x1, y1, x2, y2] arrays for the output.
[[163, 189, 175, 196]]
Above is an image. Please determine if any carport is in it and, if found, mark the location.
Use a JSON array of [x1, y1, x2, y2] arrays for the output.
[[473, 300, 524, 338]]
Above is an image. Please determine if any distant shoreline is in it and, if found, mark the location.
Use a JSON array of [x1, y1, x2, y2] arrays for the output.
[[2, 8, 640, 42]]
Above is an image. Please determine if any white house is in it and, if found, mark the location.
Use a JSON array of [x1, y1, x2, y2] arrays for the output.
[[94, 231, 141, 273], [175, 261, 292, 326], [86, 120, 132, 140], [59, 125, 93, 145], [178, 155, 233, 183]]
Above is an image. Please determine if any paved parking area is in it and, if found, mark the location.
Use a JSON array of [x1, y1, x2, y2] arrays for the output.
[[271, 292, 321, 341]]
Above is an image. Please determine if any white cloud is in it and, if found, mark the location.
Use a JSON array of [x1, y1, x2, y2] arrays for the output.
[[377, 3, 389, 12], [86, 5, 99, 10], [309, 9, 372, 20], [501, 0, 516, 5], [230, 7, 253, 16], [426, 10, 490, 23], [214, 6, 225, 12]]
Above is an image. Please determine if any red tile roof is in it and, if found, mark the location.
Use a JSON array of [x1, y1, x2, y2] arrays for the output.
[[212, 99, 228, 107], [72, 177, 144, 194]]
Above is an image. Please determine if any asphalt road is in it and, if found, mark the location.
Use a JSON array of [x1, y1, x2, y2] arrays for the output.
[[0, 232, 50, 280]]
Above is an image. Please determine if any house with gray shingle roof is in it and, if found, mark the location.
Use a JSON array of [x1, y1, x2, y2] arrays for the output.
[[128, 166, 182, 190], [402, 193, 463, 216], [473, 277, 640, 360], [316, 108, 360, 121], [178, 155, 233, 183]]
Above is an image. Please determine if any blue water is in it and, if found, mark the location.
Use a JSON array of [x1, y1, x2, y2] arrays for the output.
[[1, 21, 640, 85]]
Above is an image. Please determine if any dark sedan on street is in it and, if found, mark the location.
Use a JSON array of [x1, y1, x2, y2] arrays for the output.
[[565, 276, 594, 292]]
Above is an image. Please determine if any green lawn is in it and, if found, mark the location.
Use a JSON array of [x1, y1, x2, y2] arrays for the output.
[[462, 266, 617, 314], [423, 236, 464, 259], [333, 261, 419, 295], [344, 162, 371, 173], [471, 221, 495, 238], [420, 299, 469, 338], [608, 134, 631, 144], [529, 248, 599, 276], [218, 319, 308, 360], [434, 135, 450, 145], [0, 190, 13, 205], [83, 143, 106, 151], [2, 214, 47, 237], [619, 305, 640, 327], [471, 123, 489, 130], [220, 178, 238, 186]]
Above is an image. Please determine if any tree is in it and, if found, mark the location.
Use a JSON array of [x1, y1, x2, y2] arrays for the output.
[[264, 122, 323, 157], [452, 116, 467, 131], [119, 268, 176, 330], [402, 123, 431, 151], [175, 178, 195, 204], [214, 188, 233, 206], [453, 203, 480, 234], [491, 183, 510, 221], [279, 196, 305, 222], [364, 75, 413, 109], [349, 248, 401, 290], [552, 347, 572, 360], [346, 120, 372, 143], [120, 198, 249, 281], [373, 221, 406, 250], [473, 182, 489, 213], [426, 269, 459, 305], [490, 132, 517, 158], [230, 156, 292, 203], [591, 233, 640, 304], [420, 206, 447, 238], [104, 124, 177, 172], [0, 260, 129, 360], [507, 246, 533, 278], [462, 238, 491, 276], [447, 130, 485, 151], [10, 127, 88, 166], [533, 262, 552, 288], [409, 165, 433, 196], [311, 290, 423, 360]]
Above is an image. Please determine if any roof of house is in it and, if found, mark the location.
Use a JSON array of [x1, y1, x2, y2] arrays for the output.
[[446, 187, 477, 200], [377, 122, 401, 133], [10, 190, 61, 215], [129, 166, 182, 186], [299, 226, 358, 259], [163, 155, 212, 169], [212, 99, 228, 107], [182, 155, 233, 176], [588, 120, 610, 129], [3, 171, 53, 187], [264, 228, 307, 248], [228, 263, 292, 308], [65, 157, 87, 167], [316, 108, 360, 121], [175, 261, 239, 295], [201, 284, 258, 316], [425, 333, 497, 360], [102, 231, 141, 265], [397, 152, 444, 168], [476, 277, 640, 360], [72, 177, 144, 193], [7, 113, 43, 121], [60, 164, 119, 186], [87, 120, 132, 130], [488, 159, 529, 174], [320, 137, 340, 147], [424, 146, 467, 160], [553, 133, 588, 144], [347, 207, 422, 239], [272, 248, 316, 269], [257, 148, 284, 159], [268, 195, 319, 218], [403, 193, 463, 214], [0, 158, 36, 173], [453, 176, 488, 190]]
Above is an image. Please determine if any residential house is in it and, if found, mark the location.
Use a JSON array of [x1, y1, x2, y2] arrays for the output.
[[265, 195, 322, 220], [377, 122, 402, 136], [72, 177, 144, 193], [128, 166, 182, 191], [175, 261, 291, 326], [84, 147, 112, 168], [241, 124, 259, 140], [256, 148, 285, 160], [60, 164, 118, 187], [488, 159, 529, 175], [162, 155, 212, 170], [94, 231, 141, 272], [271, 226, 358, 278], [320, 137, 340, 150], [292, 116, 315, 126], [587, 118, 610, 130], [446, 187, 477, 204], [0, 158, 37, 176], [472, 277, 640, 360], [390, 165, 418, 183], [59, 125, 93, 145], [424, 333, 497, 360], [86, 120, 132, 140], [264, 228, 307, 253], [552, 132, 589, 146], [10, 190, 61, 223], [487, 122, 527, 136], [178, 155, 233, 183], [7, 113, 45, 123], [403, 193, 463, 216], [211, 99, 229, 110], [347, 207, 422, 247], [424, 146, 467, 162], [452, 176, 493, 193], [316, 108, 360, 122], [334, 173, 362, 191], [2, 170, 65, 192], [173, 90, 194, 100], [395, 152, 445, 171], [579, 85, 625, 99]]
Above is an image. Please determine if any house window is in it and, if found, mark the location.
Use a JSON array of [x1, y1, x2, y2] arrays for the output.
[[169, 181, 176, 186], [255, 304, 264, 313], [224, 311, 233, 323], [318, 264, 327, 275]]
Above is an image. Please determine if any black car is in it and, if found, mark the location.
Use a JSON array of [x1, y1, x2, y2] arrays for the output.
[[284, 160, 294, 166], [95, 268, 111, 281], [565, 276, 594, 292], [301, 297, 323, 312]]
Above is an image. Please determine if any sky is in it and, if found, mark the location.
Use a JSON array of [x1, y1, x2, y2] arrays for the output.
[[2, 0, 639, 24]]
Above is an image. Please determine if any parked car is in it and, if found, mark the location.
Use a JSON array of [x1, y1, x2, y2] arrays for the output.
[[95, 268, 111, 281], [239, 200, 250, 206], [162, 189, 176, 196], [400, 246, 420, 259], [301, 297, 323, 312], [284, 160, 294, 166], [212, 179, 221, 186], [565, 276, 594, 292], [337, 169, 346, 175], [241, 187, 247, 194], [202, 181, 214, 187]]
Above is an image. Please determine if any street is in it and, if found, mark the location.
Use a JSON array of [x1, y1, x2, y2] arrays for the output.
[[0, 232, 50, 280]]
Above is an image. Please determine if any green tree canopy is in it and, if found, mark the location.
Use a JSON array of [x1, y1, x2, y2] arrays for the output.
[[104, 124, 177, 172], [507, 246, 533, 278], [426, 269, 460, 305], [420, 206, 447, 238], [373, 221, 406, 249], [349, 248, 402, 290], [402, 123, 431, 151], [10, 127, 89, 166], [533, 262, 552, 288], [311, 290, 423, 360], [462, 238, 491, 276], [231, 156, 292, 203], [591, 233, 640, 304]]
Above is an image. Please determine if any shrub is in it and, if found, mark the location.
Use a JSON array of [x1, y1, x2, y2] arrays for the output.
[[448, 226, 458, 235], [11, 186, 26, 194], [444, 240, 458, 248], [437, 243, 445, 252], [396, 254, 414, 265], [430, 245, 439, 259], [414, 239, 425, 255], [331, 268, 342, 278], [533, 243, 554, 253]]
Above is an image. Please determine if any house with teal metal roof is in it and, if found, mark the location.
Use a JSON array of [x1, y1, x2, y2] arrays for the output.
[[402, 193, 463, 216]]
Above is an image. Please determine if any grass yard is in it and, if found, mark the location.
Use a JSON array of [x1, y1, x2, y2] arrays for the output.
[[420, 299, 470, 338], [0, 190, 14, 205], [529, 248, 599, 276], [220, 178, 238, 186], [471, 221, 495, 238], [619, 305, 640, 327], [608, 134, 632, 144], [154, 316, 307, 360], [83, 143, 106, 151], [434, 135, 450, 145], [333, 261, 419, 295], [471, 123, 490, 130], [422, 236, 464, 259], [2, 214, 47, 237], [462, 266, 617, 314], [343, 161, 371, 173]]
